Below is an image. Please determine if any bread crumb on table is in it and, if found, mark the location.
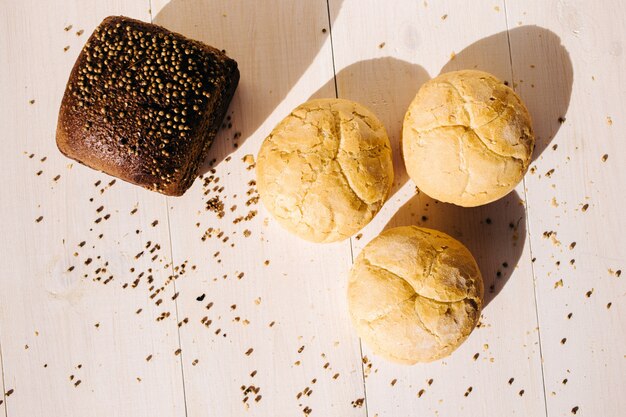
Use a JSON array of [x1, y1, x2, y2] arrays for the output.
[[243, 154, 255, 165]]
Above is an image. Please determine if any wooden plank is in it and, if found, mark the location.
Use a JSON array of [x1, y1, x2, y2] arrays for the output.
[[327, 0, 548, 415], [0, 1, 187, 416], [0, 345, 6, 415], [151, 0, 367, 416], [1, 1, 624, 416], [504, 1, 626, 416]]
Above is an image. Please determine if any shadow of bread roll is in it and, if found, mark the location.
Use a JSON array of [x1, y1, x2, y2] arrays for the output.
[[402, 70, 534, 207], [348, 226, 484, 364], [256, 98, 394, 243]]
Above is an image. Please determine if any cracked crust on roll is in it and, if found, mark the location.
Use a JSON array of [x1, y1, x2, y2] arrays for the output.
[[347, 226, 484, 364], [256, 98, 394, 243], [402, 70, 534, 207]]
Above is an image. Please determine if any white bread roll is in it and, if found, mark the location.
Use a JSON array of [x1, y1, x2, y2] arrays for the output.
[[257, 99, 394, 243], [348, 226, 484, 364], [402, 70, 534, 207]]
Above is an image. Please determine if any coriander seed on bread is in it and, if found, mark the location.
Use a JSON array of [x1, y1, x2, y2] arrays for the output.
[[348, 226, 483, 364], [256, 98, 394, 243], [56, 16, 239, 196], [402, 70, 534, 207]]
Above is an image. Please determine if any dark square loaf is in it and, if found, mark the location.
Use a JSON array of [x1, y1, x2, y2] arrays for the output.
[[56, 16, 239, 196]]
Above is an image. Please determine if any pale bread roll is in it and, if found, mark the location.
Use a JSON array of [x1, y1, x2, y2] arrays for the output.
[[256, 98, 394, 243], [348, 226, 483, 364], [402, 70, 534, 207]]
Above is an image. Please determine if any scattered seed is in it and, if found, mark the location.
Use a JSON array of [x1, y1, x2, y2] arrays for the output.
[[351, 398, 364, 408]]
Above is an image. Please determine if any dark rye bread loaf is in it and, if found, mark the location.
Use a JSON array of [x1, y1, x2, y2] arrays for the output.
[[57, 16, 239, 196]]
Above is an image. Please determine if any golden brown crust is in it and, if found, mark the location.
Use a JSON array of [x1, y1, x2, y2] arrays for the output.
[[347, 226, 484, 364], [56, 16, 239, 196], [256, 98, 394, 243], [402, 70, 534, 207]]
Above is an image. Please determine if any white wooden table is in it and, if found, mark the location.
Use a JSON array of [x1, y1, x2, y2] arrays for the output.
[[1, 0, 625, 416]]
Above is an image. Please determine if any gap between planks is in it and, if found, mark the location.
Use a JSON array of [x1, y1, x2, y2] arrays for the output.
[[502, 0, 549, 416], [148, 2, 190, 417], [0, 335, 8, 417], [164, 200, 191, 417], [325, 0, 370, 415]]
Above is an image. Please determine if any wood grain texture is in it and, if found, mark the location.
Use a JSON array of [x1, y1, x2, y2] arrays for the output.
[[0, 0, 186, 416], [506, 1, 626, 416]]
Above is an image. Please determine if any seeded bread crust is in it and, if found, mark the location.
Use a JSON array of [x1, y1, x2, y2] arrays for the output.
[[57, 16, 239, 196]]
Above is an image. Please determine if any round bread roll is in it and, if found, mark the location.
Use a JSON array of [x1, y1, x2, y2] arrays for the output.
[[347, 226, 483, 364], [256, 98, 393, 243], [402, 70, 534, 207]]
